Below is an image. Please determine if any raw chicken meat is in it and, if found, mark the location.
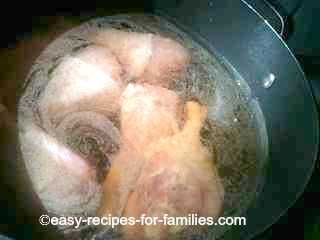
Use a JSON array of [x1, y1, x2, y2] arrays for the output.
[[98, 84, 224, 240], [39, 45, 124, 132], [96, 139, 144, 218], [93, 29, 153, 81], [120, 83, 182, 150], [19, 121, 101, 216], [97, 83, 182, 217], [122, 101, 224, 240], [137, 35, 191, 87], [93, 29, 190, 87]]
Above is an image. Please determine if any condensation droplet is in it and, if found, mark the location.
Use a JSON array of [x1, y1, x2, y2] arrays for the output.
[[262, 73, 275, 89], [208, 1, 213, 7], [233, 118, 239, 123], [209, 17, 213, 23]]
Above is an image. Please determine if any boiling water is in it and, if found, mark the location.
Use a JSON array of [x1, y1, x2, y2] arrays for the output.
[[18, 14, 268, 240]]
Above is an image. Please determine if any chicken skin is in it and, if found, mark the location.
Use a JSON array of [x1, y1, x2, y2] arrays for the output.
[[98, 84, 224, 240]]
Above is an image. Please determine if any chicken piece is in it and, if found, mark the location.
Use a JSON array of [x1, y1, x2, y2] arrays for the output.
[[98, 83, 182, 218], [122, 101, 224, 240], [39, 45, 124, 132], [96, 140, 144, 218], [93, 29, 153, 81], [19, 122, 101, 216], [120, 83, 181, 150], [137, 35, 191, 87], [93, 29, 190, 87]]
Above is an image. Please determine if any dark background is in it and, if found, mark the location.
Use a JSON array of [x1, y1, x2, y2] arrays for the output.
[[0, 0, 319, 239]]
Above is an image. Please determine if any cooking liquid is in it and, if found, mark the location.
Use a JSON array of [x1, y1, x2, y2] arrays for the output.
[[18, 14, 268, 240]]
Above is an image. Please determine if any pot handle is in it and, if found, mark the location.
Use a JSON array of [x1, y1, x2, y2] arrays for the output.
[[243, 0, 287, 38]]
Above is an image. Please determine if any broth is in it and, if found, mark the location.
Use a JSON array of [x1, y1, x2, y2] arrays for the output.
[[18, 14, 268, 240]]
